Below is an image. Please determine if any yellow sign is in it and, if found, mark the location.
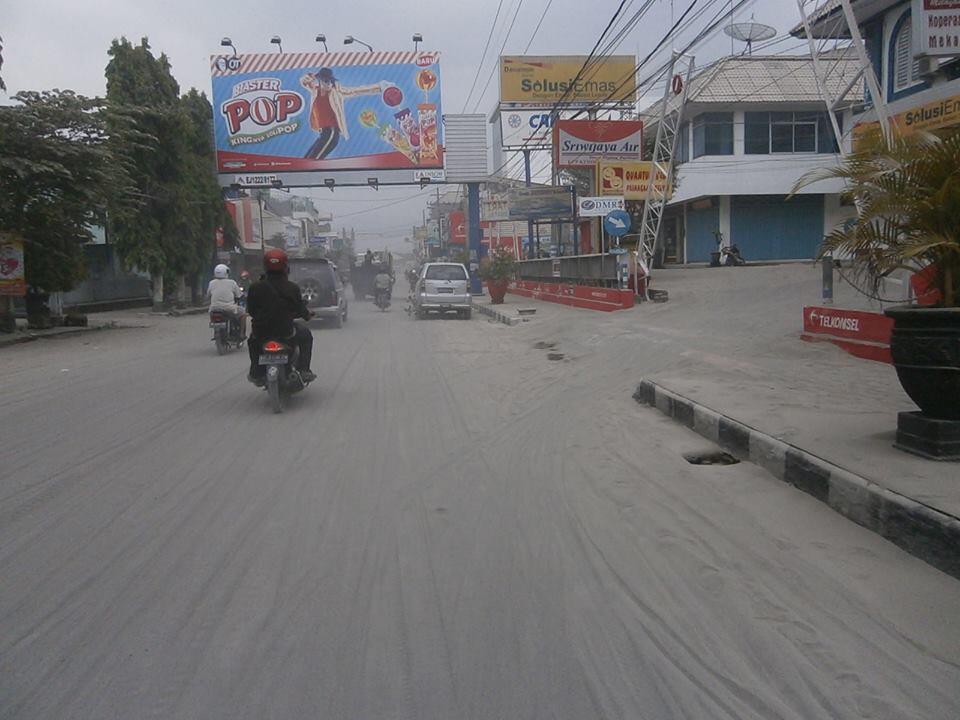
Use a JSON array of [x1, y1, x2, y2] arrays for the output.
[[0, 232, 26, 297], [500, 55, 637, 106], [596, 160, 672, 200], [853, 92, 960, 150]]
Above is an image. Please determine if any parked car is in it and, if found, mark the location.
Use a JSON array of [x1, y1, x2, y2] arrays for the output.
[[414, 262, 472, 319], [288, 257, 348, 328]]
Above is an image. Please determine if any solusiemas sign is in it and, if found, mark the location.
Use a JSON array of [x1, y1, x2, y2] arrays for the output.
[[499, 56, 637, 107], [553, 120, 643, 168]]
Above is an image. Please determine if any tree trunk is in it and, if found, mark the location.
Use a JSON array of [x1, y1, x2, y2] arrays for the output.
[[0, 296, 15, 333], [151, 272, 164, 310]]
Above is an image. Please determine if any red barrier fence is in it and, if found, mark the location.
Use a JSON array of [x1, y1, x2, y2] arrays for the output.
[[508, 281, 635, 312], [801, 306, 893, 363]]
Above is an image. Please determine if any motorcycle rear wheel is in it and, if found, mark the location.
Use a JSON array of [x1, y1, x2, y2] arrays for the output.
[[215, 331, 228, 355], [267, 367, 284, 414]]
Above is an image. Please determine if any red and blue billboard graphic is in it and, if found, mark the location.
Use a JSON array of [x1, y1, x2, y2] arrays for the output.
[[211, 51, 443, 173]]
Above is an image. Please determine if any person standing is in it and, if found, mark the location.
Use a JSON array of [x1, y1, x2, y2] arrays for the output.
[[300, 68, 381, 160]]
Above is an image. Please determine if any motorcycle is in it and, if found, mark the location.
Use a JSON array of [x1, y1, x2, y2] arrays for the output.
[[720, 243, 746, 266], [374, 288, 391, 311], [209, 309, 244, 355], [257, 335, 310, 413]]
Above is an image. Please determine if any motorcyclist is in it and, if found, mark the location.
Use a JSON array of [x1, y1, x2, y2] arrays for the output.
[[374, 264, 393, 305], [246, 249, 316, 386], [207, 264, 247, 340]]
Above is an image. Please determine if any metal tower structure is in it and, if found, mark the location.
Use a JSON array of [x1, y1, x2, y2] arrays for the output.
[[635, 52, 695, 299]]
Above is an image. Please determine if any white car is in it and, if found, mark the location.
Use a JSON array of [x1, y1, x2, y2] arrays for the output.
[[414, 262, 472, 319]]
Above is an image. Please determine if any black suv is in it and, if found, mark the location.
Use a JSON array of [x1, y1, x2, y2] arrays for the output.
[[288, 257, 348, 328]]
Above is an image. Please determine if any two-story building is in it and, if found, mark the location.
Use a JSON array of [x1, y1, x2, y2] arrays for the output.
[[792, 0, 960, 143], [641, 53, 863, 263]]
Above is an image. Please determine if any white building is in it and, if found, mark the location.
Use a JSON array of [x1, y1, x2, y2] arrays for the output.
[[642, 53, 863, 263]]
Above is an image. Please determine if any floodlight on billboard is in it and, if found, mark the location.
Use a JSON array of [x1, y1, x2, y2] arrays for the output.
[[211, 51, 443, 173], [499, 56, 637, 107]]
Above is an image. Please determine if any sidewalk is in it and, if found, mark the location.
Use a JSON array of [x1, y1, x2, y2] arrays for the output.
[[491, 264, 959, 576]]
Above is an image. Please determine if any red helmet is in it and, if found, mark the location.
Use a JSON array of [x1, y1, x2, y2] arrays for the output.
[[263, 248, 288, 274]]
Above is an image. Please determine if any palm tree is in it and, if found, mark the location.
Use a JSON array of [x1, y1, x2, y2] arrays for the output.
[[794, 128, 960, 307]]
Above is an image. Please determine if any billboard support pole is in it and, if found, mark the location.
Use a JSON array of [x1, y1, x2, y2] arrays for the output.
[[467, 182, 483, 295], [524, 149, 534, 260]]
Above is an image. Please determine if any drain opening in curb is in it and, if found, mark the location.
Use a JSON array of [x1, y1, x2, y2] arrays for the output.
[[683, 450, 740, 466]]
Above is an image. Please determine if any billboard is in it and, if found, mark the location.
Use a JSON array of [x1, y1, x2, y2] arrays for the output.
[[0, 233, 26, 297], [596, 160, 672, 200], [577, 196, 625, 217], [449, 211, 467, 245], [225, 197, 263, 251], [913, 0, 960, 57], [554, 120, 643, 168], [500, 56, 637, 107], [499, 109, 572, 149], [211, 51, 443, 173], [507, 186, 575, 220]]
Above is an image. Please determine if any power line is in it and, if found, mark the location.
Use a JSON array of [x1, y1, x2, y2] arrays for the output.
[[472, 0, 527, 113], [523, 0, 556, 53], [462, 0, 506, 112]]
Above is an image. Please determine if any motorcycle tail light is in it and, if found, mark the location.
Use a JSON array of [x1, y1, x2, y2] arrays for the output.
[[263, 341, 283, 352]]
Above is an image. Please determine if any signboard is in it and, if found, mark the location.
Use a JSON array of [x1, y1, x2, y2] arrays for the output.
[[481, 195, 511, 222], [499, 55, 637, 107], [508, 186, 575, 220], [554, 120, 643, 168], [853, 91, 960, 149], [449, 210, 467, 245], [499, 109, 568, 149], [578, 196, 625, 217], [211, 51, 443, 174], [233, 174, 279, 187], [0, 233, 26, 296], [413, 168, 445, 181], [596, 160, 672, 200], [913, 0, 960, 56], [225, 197, 263, 251], [603, 210, 632, 237]]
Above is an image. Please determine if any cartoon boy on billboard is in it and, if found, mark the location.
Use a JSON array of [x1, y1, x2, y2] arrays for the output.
[[300, 68, 384, 159]]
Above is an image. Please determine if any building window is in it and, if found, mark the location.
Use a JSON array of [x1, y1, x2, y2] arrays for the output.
[[692, 113, 733, 157], [891, 13, 922, 94], [677, 122, 690, 163], [744, 111, 841, 154]]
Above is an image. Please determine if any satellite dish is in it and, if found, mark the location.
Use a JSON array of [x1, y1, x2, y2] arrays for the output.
[[724, 21, 777, 55]]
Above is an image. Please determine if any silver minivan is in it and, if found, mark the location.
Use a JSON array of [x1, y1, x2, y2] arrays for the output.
[[415, 262, 472, 319]]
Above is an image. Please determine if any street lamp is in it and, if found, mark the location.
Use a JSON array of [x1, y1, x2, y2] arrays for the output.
[[412, 33, 423, 51], [343, 35, 373, 52], [315, 33, 328, 52], [220, 37, 237, 56], [270, 35, 283, 53]]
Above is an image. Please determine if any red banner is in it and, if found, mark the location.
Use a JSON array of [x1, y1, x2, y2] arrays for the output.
[[449, 210, 466, 245], [802, 306, 893, 363]]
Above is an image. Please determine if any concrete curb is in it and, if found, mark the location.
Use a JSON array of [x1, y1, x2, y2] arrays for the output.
[[165, 306, 209, 317], [0, 322, 117, 349], [475, 303, 520, 326], [634, 378, 960, 580]]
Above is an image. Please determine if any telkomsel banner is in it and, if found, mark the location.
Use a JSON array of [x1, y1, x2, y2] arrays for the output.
[[499, 56, 637, 106], [211, 51, 443, 173]]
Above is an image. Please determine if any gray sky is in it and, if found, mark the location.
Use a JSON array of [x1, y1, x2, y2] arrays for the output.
[[4, 0, 807, 252]]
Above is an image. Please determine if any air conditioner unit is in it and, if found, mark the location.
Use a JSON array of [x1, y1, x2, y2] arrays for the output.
[[917, 56, 939, 78]]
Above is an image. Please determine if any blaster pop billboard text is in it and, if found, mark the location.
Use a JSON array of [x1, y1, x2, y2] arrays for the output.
[[211, 51, 443, 173]]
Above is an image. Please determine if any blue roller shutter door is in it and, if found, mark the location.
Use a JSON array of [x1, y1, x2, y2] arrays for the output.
[[685, 201, 719, 263], [731, 195, 824, 261]]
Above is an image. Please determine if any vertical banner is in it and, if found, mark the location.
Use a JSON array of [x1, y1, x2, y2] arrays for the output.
[[0, 233, 27, 296]]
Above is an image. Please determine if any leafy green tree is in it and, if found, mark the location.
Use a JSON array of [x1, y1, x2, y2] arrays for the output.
[[0, 90, 135, 291], [104, 38, 190, 299]]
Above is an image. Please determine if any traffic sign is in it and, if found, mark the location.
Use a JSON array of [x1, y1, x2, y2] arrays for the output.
[[609, 246, 628, 255], [672, 74, 684, 95], [603, 209, 632, 237]]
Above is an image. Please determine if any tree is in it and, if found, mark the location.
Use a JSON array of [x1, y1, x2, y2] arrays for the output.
[[794, 129, 960, 307], [104, 38, 190, 302], [0, 90, 135, 291]]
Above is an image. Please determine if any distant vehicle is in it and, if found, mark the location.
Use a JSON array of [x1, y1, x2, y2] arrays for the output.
[[414, 262, 472, 319], [288, 257, 348, 328], [209, 309, 244, 355]]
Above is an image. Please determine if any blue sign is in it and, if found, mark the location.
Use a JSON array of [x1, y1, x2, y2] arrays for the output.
[[609, 246, 627, 255], [603, 209, 631, 237]]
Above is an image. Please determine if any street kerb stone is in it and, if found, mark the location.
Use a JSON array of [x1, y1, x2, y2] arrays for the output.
[[635, 377, 960, 580]]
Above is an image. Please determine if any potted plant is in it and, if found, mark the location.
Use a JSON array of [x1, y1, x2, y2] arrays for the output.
[[795, 129, 960, 435], [479, 248, 516, 304]]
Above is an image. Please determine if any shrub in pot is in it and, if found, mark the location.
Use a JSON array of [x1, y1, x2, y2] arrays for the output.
[[795, 129, 960, 423], [479, 248, 516, 305]]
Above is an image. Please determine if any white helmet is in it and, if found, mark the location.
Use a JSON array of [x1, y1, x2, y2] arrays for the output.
[[214, 264, 230, 279]]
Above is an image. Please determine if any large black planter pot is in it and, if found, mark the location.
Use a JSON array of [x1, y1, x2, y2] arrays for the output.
[[884, 305, 960, 421]]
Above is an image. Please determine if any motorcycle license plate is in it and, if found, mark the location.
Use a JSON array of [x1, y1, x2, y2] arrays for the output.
[[210, 322, 227, 329], [259, 354, 289, 365]]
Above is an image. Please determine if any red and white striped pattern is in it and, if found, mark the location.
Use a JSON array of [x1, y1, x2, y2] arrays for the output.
[[210, 51, 435, 76]]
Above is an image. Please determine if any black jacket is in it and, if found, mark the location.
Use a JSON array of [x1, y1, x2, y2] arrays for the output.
[[246, 273, 310, 339]]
